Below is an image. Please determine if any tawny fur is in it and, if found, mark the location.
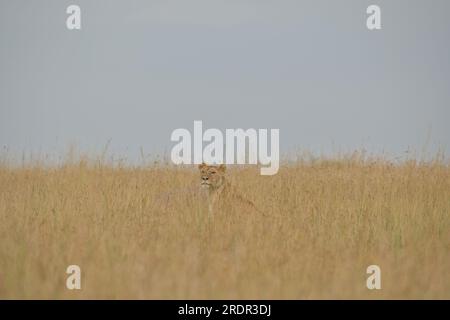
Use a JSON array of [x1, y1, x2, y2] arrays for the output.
[[153, 164, 261, 217], [198, 163, 260, 216]]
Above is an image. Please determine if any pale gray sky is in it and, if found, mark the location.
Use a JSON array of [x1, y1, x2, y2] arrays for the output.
[[1, 0, 449, 163]]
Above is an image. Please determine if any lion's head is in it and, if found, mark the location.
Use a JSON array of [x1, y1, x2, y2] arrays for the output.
[[198, 163, 226, 190]]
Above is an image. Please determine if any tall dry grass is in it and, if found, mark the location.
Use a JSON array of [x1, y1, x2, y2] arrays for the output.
[[0, 154, 449, 299]]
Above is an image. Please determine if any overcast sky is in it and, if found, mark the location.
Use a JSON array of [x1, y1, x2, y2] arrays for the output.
[[1, 0, 449, 163]]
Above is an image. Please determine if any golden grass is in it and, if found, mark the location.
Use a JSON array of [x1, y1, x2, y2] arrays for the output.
[[0, 155, 449, 299]]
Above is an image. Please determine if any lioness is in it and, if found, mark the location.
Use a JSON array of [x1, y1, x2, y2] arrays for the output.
[[198, 163, 260, 216]]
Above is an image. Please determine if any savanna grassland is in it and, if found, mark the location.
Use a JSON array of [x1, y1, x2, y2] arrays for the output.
[[0, 154, 449, 299]]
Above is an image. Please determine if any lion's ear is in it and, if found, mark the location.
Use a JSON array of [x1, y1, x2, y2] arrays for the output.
[[218, 164, 226, 172], [198, 163, 206, 170]]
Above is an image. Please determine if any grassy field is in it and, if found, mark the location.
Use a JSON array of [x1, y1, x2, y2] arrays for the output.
[[0, 154, 449, 299]]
